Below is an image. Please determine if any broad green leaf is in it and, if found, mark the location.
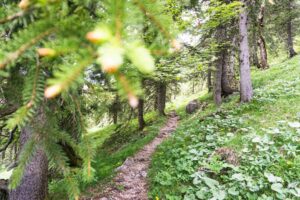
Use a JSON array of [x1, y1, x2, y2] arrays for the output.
[[202, 177, 219, 189], [264, 172, 283, 183], [228, 187, 239, 196], [212, 190, 226, 200], [231, 173, 244, 181], [271, 183, 283, 193], [288, 122, 300, 128]]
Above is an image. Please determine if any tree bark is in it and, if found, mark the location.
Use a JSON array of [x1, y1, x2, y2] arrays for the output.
[[214, 56, 223, 106], [287, 0, 297, 58], [156, 82, 167, 116], [257, 2, 268, 69], [222, 36, 237, 97], [137, 99, 146, 130], [112, 95, 120, 125], [251, 26, 260, 68], [239, 0, 253, 103], [109, 94, 120, 124], [207, 68, 213, 92], [9, 108, 48, 200], [214, 27, 225, 106]]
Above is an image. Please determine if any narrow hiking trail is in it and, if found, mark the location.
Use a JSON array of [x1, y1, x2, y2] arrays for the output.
[[83, 112, 179, 200]]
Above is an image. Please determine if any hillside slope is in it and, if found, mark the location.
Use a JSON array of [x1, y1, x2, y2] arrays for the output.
[[149, 56, 300, 200]]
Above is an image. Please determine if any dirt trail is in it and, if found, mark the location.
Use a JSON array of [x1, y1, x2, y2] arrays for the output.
[[83, 112, 179, 200]]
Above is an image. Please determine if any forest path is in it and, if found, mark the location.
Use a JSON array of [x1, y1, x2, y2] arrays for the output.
[[84, 111, 179, 200]]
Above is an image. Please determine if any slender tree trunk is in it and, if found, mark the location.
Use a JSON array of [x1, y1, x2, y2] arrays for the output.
[[228, 36, 237, 78], [207, 68, 213, 92], [214, 27, 225, 106], [137, 99, 146, 130], [239, 0, 253, 103], [257, 2, 268, 69], [251, 26, 260, 68], [111, 95, 119, 124], [9, 108, 48, 200], [287, 0, 297, 58], [214, 57, 223, 106], [156, 82, 166, 116]]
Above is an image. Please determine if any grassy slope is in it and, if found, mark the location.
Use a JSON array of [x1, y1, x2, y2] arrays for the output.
[[148, 56, 300, 199]]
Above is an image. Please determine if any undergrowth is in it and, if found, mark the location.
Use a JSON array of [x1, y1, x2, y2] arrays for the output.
[[73, 112, 166, 198], [148, 56, 300, 200]]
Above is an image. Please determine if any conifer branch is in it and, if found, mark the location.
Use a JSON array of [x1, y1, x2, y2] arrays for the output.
[[115, 1, 123, 42], [45, 56, 93, 98], [133, 0, 171, 40], [26, 56, 42, 109], [6, 57, 45, 129], [0, 28, 55, 70], [0, 11, 25, 24], [0, 8, 33, 25]]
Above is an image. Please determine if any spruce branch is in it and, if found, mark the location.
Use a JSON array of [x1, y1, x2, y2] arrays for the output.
[[26, 56, 43, 109], [45, 55, 93, 98], [0, 9, 32, 25], [6, 57, 45, 129], [115, 0, 124, 42], [133, 0, 171, 40], [0, 28, 55, 70]]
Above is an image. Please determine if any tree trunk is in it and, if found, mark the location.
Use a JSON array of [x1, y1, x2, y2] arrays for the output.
[[111, 95, 120, 125], [0, 179, 8, 200], [214, 27, 225, 106], [207, 68, 213, 92], [156, 82, 166, 116], [214, 57, 223, 106], [287, 0, 297, 58], [239, 0, 253, 103], [251, 26, 260, 68], [222, 36, 237, 97], [257, 36, 268, 69], [257, 2, 268, 69], [9, 108, 48, 200], [137, 99, 146, 130]]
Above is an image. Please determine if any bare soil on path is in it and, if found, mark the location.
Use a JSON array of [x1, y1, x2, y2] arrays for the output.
[[83, 112, 179, 200]]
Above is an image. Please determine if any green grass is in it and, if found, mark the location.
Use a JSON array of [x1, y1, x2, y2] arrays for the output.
[[148, 55, 300, 199]]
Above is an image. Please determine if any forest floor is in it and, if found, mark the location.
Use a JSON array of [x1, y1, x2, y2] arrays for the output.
[[82, 111, 179, 200], [77, 56, 300, 200], [148, 56, 300, 199]]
